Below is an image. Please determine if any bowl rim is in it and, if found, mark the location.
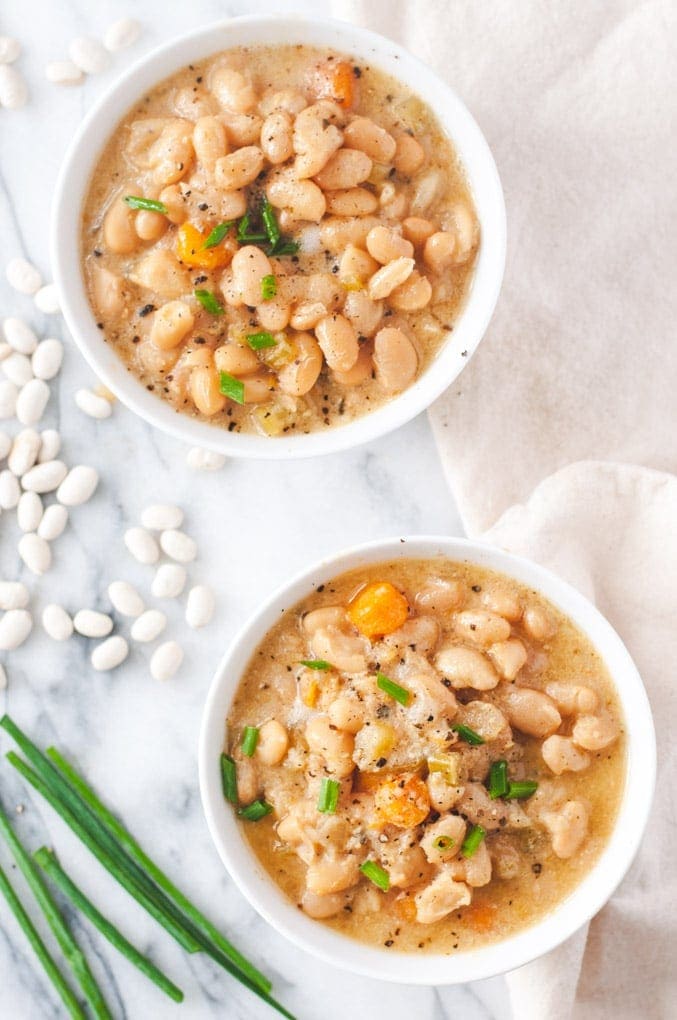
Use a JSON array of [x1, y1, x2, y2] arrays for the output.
[[198, 535, 656, 984], [51, 13, 506, 460]]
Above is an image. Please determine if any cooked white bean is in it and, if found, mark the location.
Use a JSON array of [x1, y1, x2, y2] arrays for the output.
[[186, 447, 226, 471], [393, 134, 425, 175], [266, 170, 326, 223], [305, 715, 355, 777], [373, 326, 418, 393], [17, 491, 43, 532], [31, 339, 63, 381], [21, 460, 67, 494], [503, 687, 561, 737], [42, 604, 73, 642], [45, 60, 84, 86], [214, 147, 264, 190], [410, 169, 443, 215], [103, 18, 141, 52], [141, 503, 184, 531], [0, 609, 32, 650], [523, 604, 557, 642], [152, 563, 187, 599], [402, 216, 435, 247], [544, 682, 599, 716], [131, 609, 167, 643], [306, 856, 359, 896], [75, 388, 113, 420], [366, 226, 414, 265], [0, 582, 29, 610], [37, 504, 68, 541], [343, 116, 396, 163], [325, 188, 379, 217], [278, 332, 324, 396], [315, 315, 359, 373], [16, 379, 49, 425], [488, 638, 527, 680], [124, 527, 160, 565], [338, 245, 378, 287], [231, 246, 273, 308], [91, 635, 129, 672], [293, 102, 343, 178], [0, 381, 17, 419], [332, 345, 373, 387], [0, 470, 20, 509], [541, 800, 589, 859], [342, 290, 383, 338], [541, 735, 592, 775], [314, 149, 372, 190], [256, 720, 289, 765], [211, 67, 256, 113], [0, 36, 21, 64], [423, 231, 457, 273], [56, 465, 99, 507], [289, 301, 327, 331], [150, 640, 184, 681], [301, 890, 345, 919], [3, 352, 33, 387], [185, 584, 215, 628], [434, 643, 499, 690], [18, 533, 51, 575], [73, 610, 113, 638], [572, 713, 619, 751], [389, 271, 432, 312], [260, 111, 294, 164], [8, 429, 41, 477], [33, 284, 61, 315], [415, 872, 471, 925], [368, 258, 415, 301], [159, 529, 197, 563], [453, 609, 511, 647], [3, 317, 38, 355]]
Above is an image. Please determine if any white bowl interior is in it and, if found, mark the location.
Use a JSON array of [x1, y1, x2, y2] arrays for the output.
[[199, 536, 655, 984], [51, 15, 506, 459]]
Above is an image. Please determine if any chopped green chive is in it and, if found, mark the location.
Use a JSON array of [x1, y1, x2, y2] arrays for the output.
[[461, 824, 486, 859], [246, 331, 277, 351], [124, 195, 168, 213], [194, 289, 223, 315], [203, 221, 234, 249], [260, 275, 277, 301], [236, 204, 299, 256], [317, 778, 340, 814], [299, 659, 332, 671], [359, 860, 390, 891], [432, 835, 456, 851], [238, 800, 273, 822], [236, 213, 268, 244], [505, 780, 538, 800], [261, 199, 281, 249], [452, 723, 485, 746], [488, 759, 509, 799], [271, 239, 300, 255], [376, 672, 410, 706], [220, 754, 238, 804], [219, 371, 245, 405], [241, 727, 259, 758]]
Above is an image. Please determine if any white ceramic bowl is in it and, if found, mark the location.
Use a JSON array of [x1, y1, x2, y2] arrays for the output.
[[51, 15, 505, 459], [199, 535, 655, 984]]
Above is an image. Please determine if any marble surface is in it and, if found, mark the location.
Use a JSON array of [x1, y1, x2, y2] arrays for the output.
[[0, 1, 510, 1017]]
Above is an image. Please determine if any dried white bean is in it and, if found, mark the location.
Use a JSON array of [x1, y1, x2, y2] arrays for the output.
[[57, 465, 98, 507], [152, 564, 187, 599], [160, 530, 197, 564], [0, 470, 20, 509], [42, 604, 73, 641], [186, 585, 215, 628], [150, 640, 183, 681], [3, 352, 33, 387], [0, 582, 29, 610], [73, 610, 113, 638], [75, 388, 112, 419], [0, 65, 27, 108], [141, 503, 184, 531], [186, 447, 225, 471], [0, 36, 21, 64], [32, 339, 63, 380], [34, 284, 61, 315], [131, 609, 167, 643], [18, 533, 51, 575], [17, 492, 43, 533], [91, 635, 129, 671], [0, 345, 9, 362], [16, 378, 50, 425], [103, 18, 141, 52], [68, 36, 109, 75], [0, 381, 17, 419], [38, 503, 68, 541], [124, 527, 159, 565], [38, 429, 61, 463], [0, 432, 10, 460], [107, 581, 144, 618], [21, 460, 67, 494], [8, 429, 41, 476], [6, 257, 41, 294], [3, 318, 38, 355], [45, 60, 84, 86], [0, 610, 32, 650], [0, 664, 6, 690]]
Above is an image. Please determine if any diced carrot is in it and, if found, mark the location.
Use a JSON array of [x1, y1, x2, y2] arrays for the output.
[[464, 901, 496, 932], [347, 581, 409, 638], [300, 675, 319, 708], [307, 60, 358, 109], [373, 774, 430, 829], [395, 894, 417, 922], [176, 223, 233, 270]]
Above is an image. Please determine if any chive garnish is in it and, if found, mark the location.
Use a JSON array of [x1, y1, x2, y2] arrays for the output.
[[505, 780, 538, 800], [461, 824, 486, 859], [270, 239, 300, 256], [452, 723, 485, 746], [317, 778, 340, 814], [260, 274, 277, 301], [236, 213, 268, 244], [247, 331, 277, 351], [432, 835, 456, 851], [359, 860, 390, 891], [299, 659, 333, 671], [235, 203, 299, 256], [376, 672, 410, 706], [241, 727, 259, 758], [238, 800, 273, 822], [488, 759, 509, 799], [203, 221, 234, 249], [219, 371, 245, 405], [220, 754, 238, 804], [194, 289, 224, 315], [124, 195, 168, 213], [261, 199, 281, 249]]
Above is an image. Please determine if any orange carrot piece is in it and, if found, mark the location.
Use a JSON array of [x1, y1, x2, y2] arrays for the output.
[[347, 581, 409, 638], [176, 223, 232, 270]]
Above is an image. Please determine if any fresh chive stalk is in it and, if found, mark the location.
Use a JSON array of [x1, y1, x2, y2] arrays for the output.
[[261, 199, 280, 249], [299, 659, 332, 671], [220, 754, 238, 804], [238, 800, 273, 822], [488, 759, 509, 799], [317, 778, 340, 815], [219, 371, 245, 405], [461, 824, 486, 859], [0, 862, 86, 1020], [246, 331, 277, 351], [359, 860, 390, 891], [194, 289, 224, 315], [376, 672, 410, 706], [35, 848, 184, 1004], [203, 221, 234, 249], [124, 196, 168, 213], [505, 780, 538, 800], [452, 723, 485, 746], [241, 727, 259, 758]]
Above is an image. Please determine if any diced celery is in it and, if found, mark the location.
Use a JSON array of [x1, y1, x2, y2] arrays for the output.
[[427, 752, 461, 785]]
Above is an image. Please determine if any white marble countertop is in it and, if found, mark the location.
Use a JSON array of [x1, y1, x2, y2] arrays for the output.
[[0, 2, 510, 1017]]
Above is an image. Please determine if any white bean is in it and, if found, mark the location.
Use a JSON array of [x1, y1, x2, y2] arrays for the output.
[[185, 585, 215, 628], [0, 65, 28, 108], [150, 640, 184, 681], [0, 432, 10, 459], [73, 610, 113, 638], [75, 388, 112, 420], [68, 36, 109, 75], [56, 465, 98, 507], [0, 381, 17, 418], [31, 339, 63, 380], [42, 604, 73, 641], [37, 504, 68, 540], [0, 609, 32, 650], [17, 492, 43, 532], [124, 527, 160, 565], [5, 258, 41, 294], [152, 564, 187, 599], [38, 430, 61, 463], [0, 470, 20, 509], [16, 379, 49, 425], [91, 635, 129, 671], [141, 503, 183, 531], [160, 529, 197, 563], [0, 583, 28, 610], [3, 352, 33, 387], [107, 581, 144, 618], [33, 284, 61, 315], [0, 36, 21, 64], [21, 460, 67, 494], [45, 60, 84, 86], [18, 533, 51, 575], [186, 447, 226, 471], [3, 317, 38, 355], [8, 429, 41, 476], [103, 18, 141, 52], [131, 609, 167, 643]]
